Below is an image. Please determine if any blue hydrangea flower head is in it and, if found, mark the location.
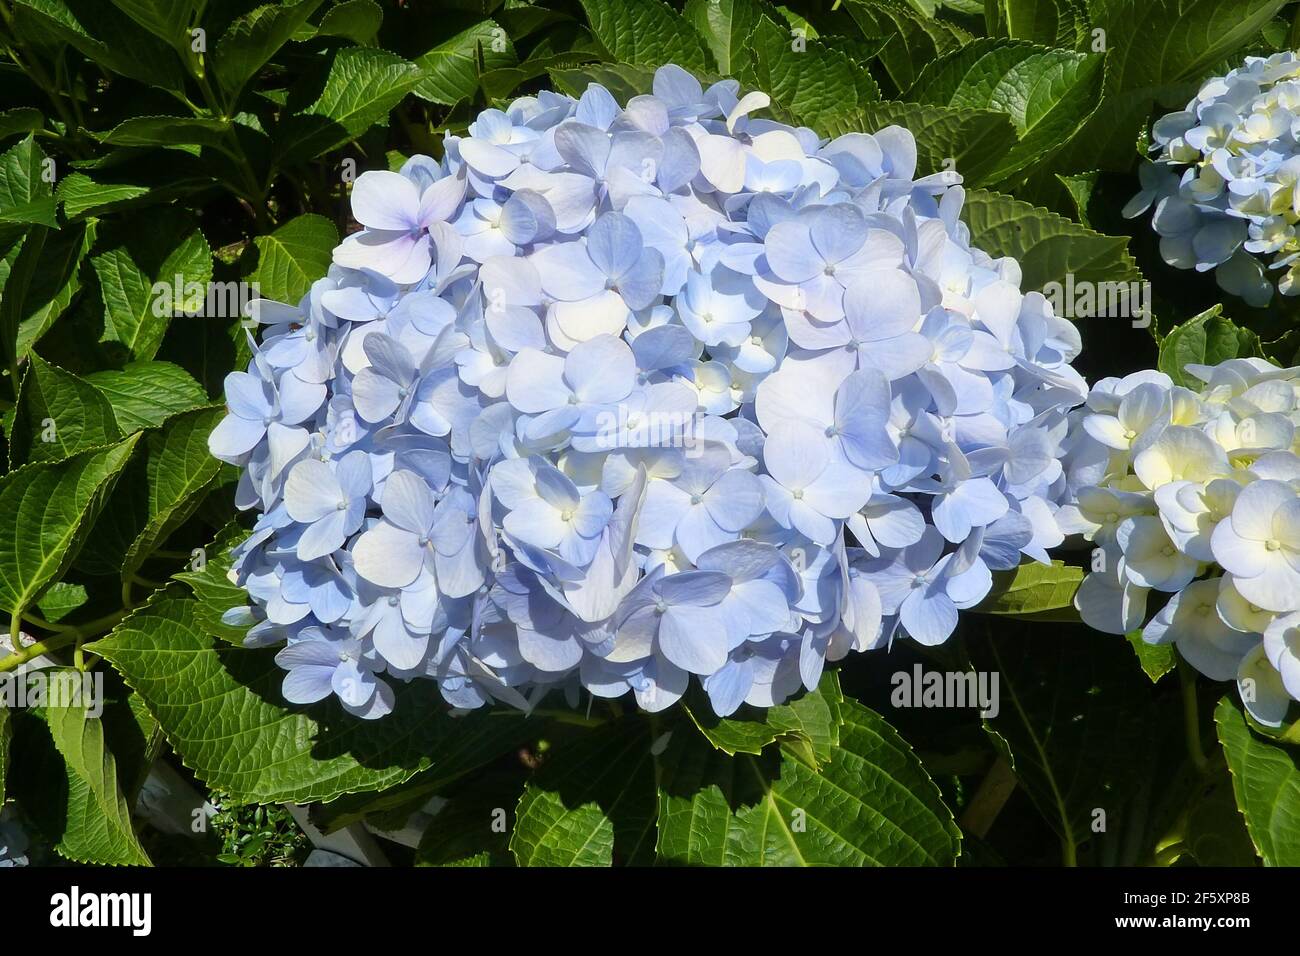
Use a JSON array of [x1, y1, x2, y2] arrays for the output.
[[211, 65, 1089, 719]]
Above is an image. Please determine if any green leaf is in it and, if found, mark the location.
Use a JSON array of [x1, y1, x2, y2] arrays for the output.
[[11, 354, 123, 465], [0, 108, 45, 140], [310, 0, 382, 45], [1157, 306, 1261, 389], [0, 435, 139, 616], [44, 677, 152, 865], [88, 594, 521, 804], [972, 629, 1159, 861], [961, 187, 1142, 293], [1053, 169, 1100, 227], [1126, 629, 1175, 683], [0, 227, 47, 374], [577, 0, 712, 72], [107, 0, 194, 46], [483, 20, 610, 95], [908, 39, 1104, 183], [772, 3, 822, 38], [657, 698, 961, 865], [822, 102, 1016, 187], [172, 522, 252, 645], [91, 213, 213, 363], [743, 15, 879, 130], [972, 560, 1082, 621], [1075, 0, 1287, 171], [83, 360, 209, 432], [9, 0, 188, 93], [1177, 759, 1259, 865], [70, 447, 150, 579], [0, 135, 56, 228], [214, 0, 327, 103], [251, 213, 338, 305], [307, 709, 539, 837], [98, 115, 235, 151], [548, 62, 656, 102], [683, 671, 842, 763], [275, 47, 423, 162], [416, 773, 519, 867], [684, 0, 765, 74], [1216, 695, 1300, 865], [987, 0, 1089, 48], [8, 221, 92, 362], [35, 580, 88, 623], [413, 20, 518, 106], [510, 717, 657, 866], [844, 0, 968, 94], [120, 406, 225, 581], [55, 173, 151, 220]]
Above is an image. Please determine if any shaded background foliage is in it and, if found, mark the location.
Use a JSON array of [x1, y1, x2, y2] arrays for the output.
[[0, 0, 1294, 868]]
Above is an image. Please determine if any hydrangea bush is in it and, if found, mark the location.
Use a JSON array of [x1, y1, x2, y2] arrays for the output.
[[2, 0, 1298, 873], [1126, 51, 1300, 306], [1066, 358, 1300, 725], [211, 65, 1089, 720]]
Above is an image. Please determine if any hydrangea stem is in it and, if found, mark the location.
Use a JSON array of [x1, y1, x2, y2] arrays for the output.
[[0, 631, 77, 672], [958, 755, 1017, 839], [1178, 655, 1210, 776], [0, 609, 126, 673]]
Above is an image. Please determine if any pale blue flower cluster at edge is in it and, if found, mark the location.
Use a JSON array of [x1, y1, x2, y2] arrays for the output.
[[209, 65, 1090, 719], [1126, 51, 1300, 305]]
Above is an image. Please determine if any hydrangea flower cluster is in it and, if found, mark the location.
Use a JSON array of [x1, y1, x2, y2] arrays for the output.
[[1126, 51, 1300, 306], [210, 65, 1089, 719], [1064, 358, 1300, 726]]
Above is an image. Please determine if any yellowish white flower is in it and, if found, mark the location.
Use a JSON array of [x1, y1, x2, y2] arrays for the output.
[[1069, 358, 1300, 726]]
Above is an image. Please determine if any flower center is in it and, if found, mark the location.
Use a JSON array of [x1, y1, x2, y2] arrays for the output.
[[336, 500, 349, 511], [1266, 538, 1282, 551]]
